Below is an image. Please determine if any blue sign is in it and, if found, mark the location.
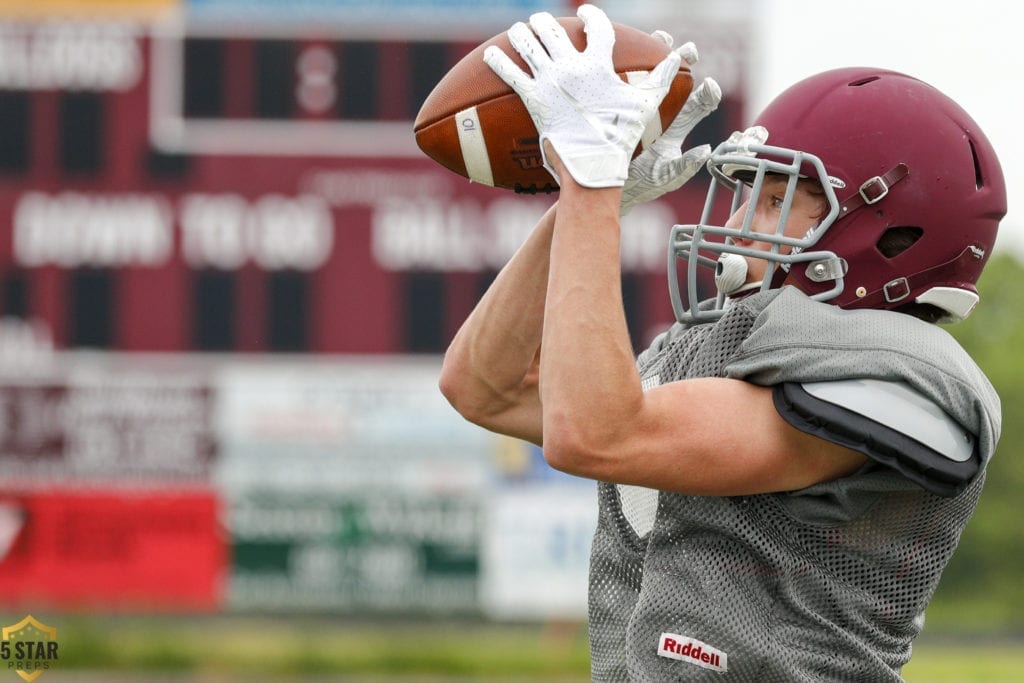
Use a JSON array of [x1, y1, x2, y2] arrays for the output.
[[187, 0, 570, 23]]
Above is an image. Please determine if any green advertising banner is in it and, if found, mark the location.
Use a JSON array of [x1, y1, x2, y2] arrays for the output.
[[228, 492, 480, 613]]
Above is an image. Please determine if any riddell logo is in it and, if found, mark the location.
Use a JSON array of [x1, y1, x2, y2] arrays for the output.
[[657, 633, 728, 673]]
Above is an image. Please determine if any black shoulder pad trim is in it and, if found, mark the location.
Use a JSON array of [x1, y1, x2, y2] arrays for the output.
[[772, 382, 979, 497]]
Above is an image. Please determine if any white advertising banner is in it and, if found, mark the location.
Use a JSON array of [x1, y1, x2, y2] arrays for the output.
[[213, 357, 492, 494], [481, 482, 597, 620]]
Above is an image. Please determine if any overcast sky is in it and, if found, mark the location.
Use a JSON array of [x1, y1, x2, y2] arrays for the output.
[[750, 0, 1023, 257]]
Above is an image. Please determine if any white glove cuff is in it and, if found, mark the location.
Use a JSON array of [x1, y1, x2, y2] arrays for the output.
[[542, 135, 630, 189]]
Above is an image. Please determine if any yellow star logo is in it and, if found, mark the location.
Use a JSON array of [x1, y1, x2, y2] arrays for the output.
[[2, 616, 58, 682]]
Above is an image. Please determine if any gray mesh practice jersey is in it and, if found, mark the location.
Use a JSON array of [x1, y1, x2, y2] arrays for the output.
[[588, 287, 1000, 681]]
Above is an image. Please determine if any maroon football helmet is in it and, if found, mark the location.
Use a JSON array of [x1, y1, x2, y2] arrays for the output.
[[670, 67, 1007, 323]]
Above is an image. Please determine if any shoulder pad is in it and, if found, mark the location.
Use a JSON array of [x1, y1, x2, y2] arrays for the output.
[[773, 379, 979, 497]]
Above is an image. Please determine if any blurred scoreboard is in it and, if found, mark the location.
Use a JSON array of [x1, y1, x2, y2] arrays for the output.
[[0, 0, 747, 355]]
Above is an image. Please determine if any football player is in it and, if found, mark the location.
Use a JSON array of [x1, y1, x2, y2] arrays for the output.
[[439, 4, 1005, 680]]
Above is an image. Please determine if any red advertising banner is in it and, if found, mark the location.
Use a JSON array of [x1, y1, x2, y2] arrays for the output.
[[0, 488, 225, 611]]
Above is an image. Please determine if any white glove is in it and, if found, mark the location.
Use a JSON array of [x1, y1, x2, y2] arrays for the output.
[[717, 125, 770, 179], [621, 37, 721, 215], [724, 125, 769, 152], [483, 4, 682, 188]]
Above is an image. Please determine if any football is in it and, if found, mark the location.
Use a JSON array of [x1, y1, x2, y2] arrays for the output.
[[413, 18, 694, 194]]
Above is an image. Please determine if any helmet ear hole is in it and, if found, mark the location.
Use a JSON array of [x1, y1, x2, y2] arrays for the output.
[[968, 139, 984, 190], [848, 75, 880, 87], [877, 226, 924, 258]]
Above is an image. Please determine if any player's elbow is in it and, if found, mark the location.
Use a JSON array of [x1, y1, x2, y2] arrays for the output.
[[540, 435, 584, 476], [438, 350, 502, 427], [438, 353, 480, 420], [541, 412, 618, 480]]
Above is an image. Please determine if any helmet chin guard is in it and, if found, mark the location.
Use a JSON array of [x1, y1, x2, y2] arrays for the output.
[[669, 67, 1006, 325], [714, 253, 749, 295]]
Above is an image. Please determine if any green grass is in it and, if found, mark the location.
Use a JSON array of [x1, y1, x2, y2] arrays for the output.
[[904, 640, 1024, 682], [8, 614, 1023, 681], [46, 616, 592, 679]]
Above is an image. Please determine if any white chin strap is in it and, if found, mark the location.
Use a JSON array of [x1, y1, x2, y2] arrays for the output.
[[715, 252, 750, 296]]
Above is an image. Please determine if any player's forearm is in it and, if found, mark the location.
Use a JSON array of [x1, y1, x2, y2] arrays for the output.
[[438, 204, 555, 442], [539, 178, 645, 472]]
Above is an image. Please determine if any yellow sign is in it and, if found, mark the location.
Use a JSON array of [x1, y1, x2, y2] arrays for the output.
[[0, 0, 178, 19], [1, 617, 59, 682]]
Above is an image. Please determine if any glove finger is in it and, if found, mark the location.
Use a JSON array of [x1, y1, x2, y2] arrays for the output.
[[693, 76, 721, 106], [680, 77, 722, 119], [675, 41, 699, 66], [529, 12, 576, 61], [483, 44, 533, 94], [639, 49, 682, 93], [680, 143, 712, 173], [660, 145, 711, 191], [506, 20, 550, 77], [746, 125, 769, 145], [727, 125, 769, 151], [660, 77, 721, 143], [650, 29, 673, 48], [577, 3, 615, 60]]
